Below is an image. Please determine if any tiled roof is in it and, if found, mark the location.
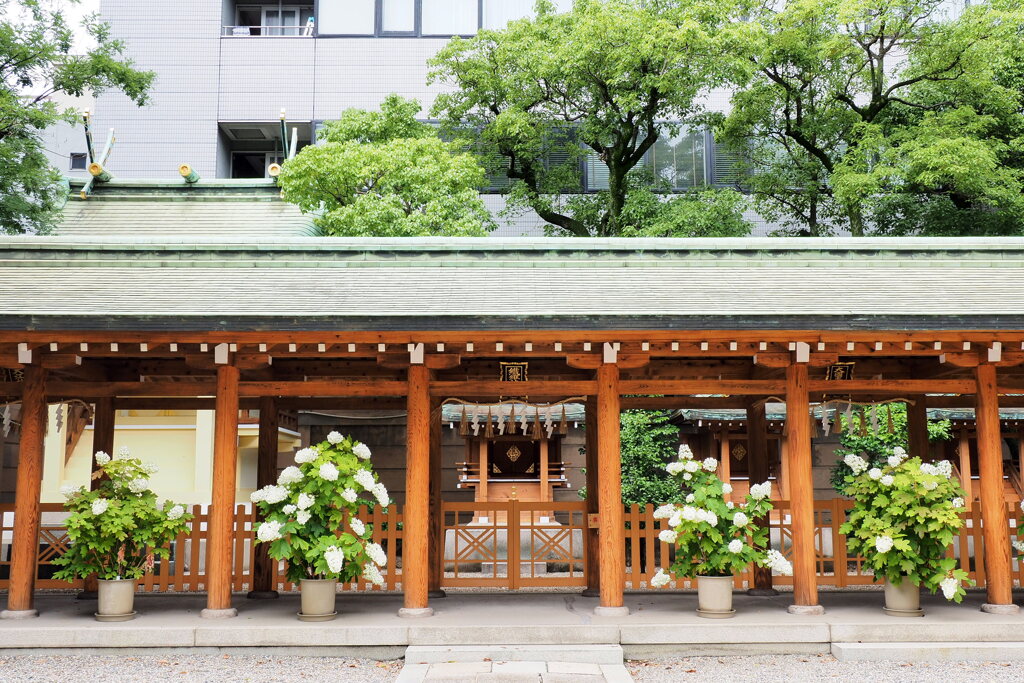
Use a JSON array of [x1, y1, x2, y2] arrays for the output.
[[2, 236, 1024, 331]]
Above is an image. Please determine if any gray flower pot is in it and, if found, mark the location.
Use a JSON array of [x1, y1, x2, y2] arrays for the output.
[[883, 577, 923, 617], [298, 579, 337, 621], [96, 578, 136, 622], [696, 575, 736, 619]]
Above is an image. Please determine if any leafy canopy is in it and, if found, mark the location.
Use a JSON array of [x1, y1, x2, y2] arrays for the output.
[[0, 0, 153, 234], [429, 0, 751, 237], [279, 94, 494, 237], [617, 410, 686, 506], [715, 0, 1024, 236]]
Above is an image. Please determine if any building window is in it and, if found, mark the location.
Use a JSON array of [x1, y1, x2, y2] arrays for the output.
[[650, 127, 707, 190], [69, 153, 88, 171], [230, 4, 314, 36]]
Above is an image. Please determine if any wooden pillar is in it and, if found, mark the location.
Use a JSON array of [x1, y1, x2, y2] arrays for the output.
[[400, 364, 433, 617], [594, 363, 627, 615], [718, 429, 731, 488], [582, 398, 600, 598], [907, 395, 929, 461], [248, 397, 279, 599], [539, 439, 550, 503], [785, 363, 823, 614], [201, 364, 240, 619], [428, 398, 446, 598], [746, 401, 776, 595], [2, 366, 47, 619], [974, 363, 1018, 613], [79, 396, 115, 599], [958, 429, 973, 509]]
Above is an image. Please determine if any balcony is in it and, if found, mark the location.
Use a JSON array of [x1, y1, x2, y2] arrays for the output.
[[223, 3, 313, 37]]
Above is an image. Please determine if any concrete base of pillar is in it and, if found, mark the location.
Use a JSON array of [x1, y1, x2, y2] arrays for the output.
[[1, 609, 39, 620], [398, 607, 435, 618], [787, 604, 825, 616], [246, 591, 279, 600], [428, 589, 447, 598], [75, 591, 98, 601], [593, 605, 630, 617], [200, 607, 238, 619], [581, 588, 600, 598], [747, 588, 779, 597], [981, 603, 1020, 615]]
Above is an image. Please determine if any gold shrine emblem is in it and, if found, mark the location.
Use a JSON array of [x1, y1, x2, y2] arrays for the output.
[[731, 443, 747, 461], [506, 445, 522, 462], [826, 362, 855, 381], [500, 362, 529, 382]]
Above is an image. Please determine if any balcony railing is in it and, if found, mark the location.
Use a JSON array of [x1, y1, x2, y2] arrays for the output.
[[222, 24, 314, 37]]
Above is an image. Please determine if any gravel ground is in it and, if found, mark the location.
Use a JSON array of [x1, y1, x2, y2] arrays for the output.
[[0, 655, 403, 682], [627, 654, 1024, 682]]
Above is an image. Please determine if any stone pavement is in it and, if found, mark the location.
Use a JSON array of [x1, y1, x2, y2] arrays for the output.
[[395, 660, 634, 682]]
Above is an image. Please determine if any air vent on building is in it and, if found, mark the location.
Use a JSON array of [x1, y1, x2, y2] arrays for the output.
[[229, 128, 267, 140]]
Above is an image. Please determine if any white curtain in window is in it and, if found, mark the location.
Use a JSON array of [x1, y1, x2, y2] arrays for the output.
[[483, 0, 535, 30], [422, 0, 478, 35], [317, 0, 374, 35], [382, 0, 416, 32]]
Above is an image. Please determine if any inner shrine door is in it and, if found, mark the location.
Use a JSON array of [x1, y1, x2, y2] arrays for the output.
[[440, 500, 588, 589]]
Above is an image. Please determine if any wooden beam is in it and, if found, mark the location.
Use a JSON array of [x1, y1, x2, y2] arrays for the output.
[[566, 354, 650, 370], [907, 395, 929, 461], [202, 364, 240, 618], [400, 364, 432, 617], [239, 380, 408, 397], [2, 366, 47, 618], [619, 379, 784, 395], [786, 363, 822, 614], [974, 364, 1018, 612], [248, 397, 279, 600], [808, 379, 975, 394], [595, 363, 627, 615], [430, 380, 596, 397], [746, 402, 775, 594]]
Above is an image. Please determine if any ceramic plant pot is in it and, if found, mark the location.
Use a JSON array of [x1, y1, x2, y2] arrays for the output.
[[883, 577, 923, 617], [95, 578, 137, 622], [298, 578, 338, 621], [696, 575, 736, 619]]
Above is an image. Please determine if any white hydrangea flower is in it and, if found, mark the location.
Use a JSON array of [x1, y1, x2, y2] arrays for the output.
[[685, 493, 695, 503], [354, 469, 376, 491], [143, 463, 159, 475], [363, 562, 385, 586], [1020, 499, 1024, 513], [366, 542, 387, 567], [128, 478, 148, 494], [683, 460, 700, 473], [658, 529, 678, 544], [681, 506, 697, 521], [324, 545, 345, 574], [94, 451, 111, 466], [60, 484, 80, 500], [666, 461, 685, 475], [728, 539, 744, 553], [277, 466, 304, 486], [256, 520, 283, 542], [920, 463, 939, 476], [868, 468, 882, 480], [372, 483, 390, 507], [350, 518, 366, 536], [653, 504, 676, 520], [282, 504, 297, 514], [297, 492, 315, 510], [765, 549, 793, 576], [750, 482, 772, 500], [167, 504, 185, 520], [888, 447, 906, 468], [733, 512, 749, 527], [844, 454, 868, 474], [1012, 540, 1024, 554], [318, 462, 340, 481], [699, 509, 718, 526], [875, 535, 894, 553], [294, 448, 318, 464], [682, 473, 692, 481], [940, 576, 959, 601], [951, 497, 964, 509], [118, 446, 130, 457], [935, 460, 953, 478], [702, 457, 718, 472], [880, 475, 894, 486], [250, 488, 266, 503], [923, 480, 938, 491], [668, 511, 683, 528], [651, 568, 672, 587], [296, 510, 311, 524], [342, 488, 358, 504], [677, 444, 693, 460], [327, 431, 344, 445], [726, 501, 735, 509], [722, 483, 733, 494], [353, 443, 372, 460], [91, 498, 109, 515], [260, 485, 288, 504]]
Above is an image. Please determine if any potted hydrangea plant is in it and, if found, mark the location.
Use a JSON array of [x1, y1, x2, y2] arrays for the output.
[[838, 446, 971, 616], [251, 431, 389, 621], [54, 448, 192, 621], [649, 445, 791, 618]]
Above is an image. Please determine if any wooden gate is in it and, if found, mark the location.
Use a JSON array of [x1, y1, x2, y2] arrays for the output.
[[440, 500, 588, 589]]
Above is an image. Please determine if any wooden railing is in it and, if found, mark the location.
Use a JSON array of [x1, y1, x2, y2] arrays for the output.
[[0, 503, 403, 593]]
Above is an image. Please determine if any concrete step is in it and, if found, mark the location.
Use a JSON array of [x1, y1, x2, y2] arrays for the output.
[[395, 660, 633, 683], [405, 644, 624, 665], [833, 641, 1024, 661]]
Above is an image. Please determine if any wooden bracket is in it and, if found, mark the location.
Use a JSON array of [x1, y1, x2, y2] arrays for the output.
[[754, 352, 837, 368], [566, 354, 650, 370], [377, 352, 461, 370]]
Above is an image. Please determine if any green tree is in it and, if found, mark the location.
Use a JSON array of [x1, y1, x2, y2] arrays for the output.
[[715, 0, 1024, 236], [429, 0, 749, 236], [619, 410, 685, 506], [279, 95, 494, 237], [1, 0, 153, 234]]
